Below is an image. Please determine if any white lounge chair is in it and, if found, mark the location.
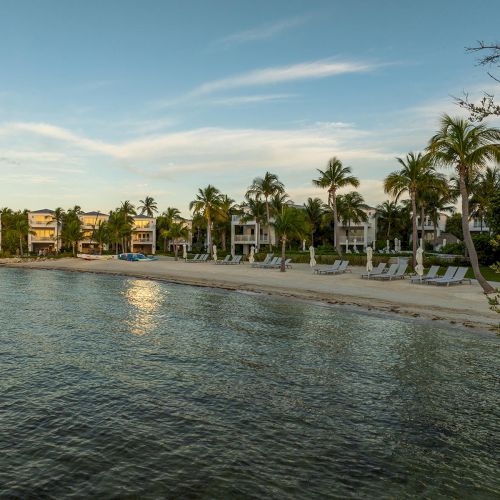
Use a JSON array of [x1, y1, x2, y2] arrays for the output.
[[372, 263, 398, 280], [314, 260, 341, 274], [374, 263, 407, 281], [410, 265, 439, 284], [361, 262, 386, 279], [254, 256, 279, 268], [251, 254, 273, 268], [225, 255, 243, 265], [426, 266, 458, 285], [427, 267, 470, 286], [330, 260, 350, 274], [214, 255, 232, 265], [186, 253, 201, 262]]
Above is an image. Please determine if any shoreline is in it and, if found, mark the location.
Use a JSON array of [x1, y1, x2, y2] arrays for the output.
[[1, 258, 499, 334]]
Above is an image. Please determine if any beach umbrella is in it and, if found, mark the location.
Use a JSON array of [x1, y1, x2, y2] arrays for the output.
[[415, 245, 424, 279], [366, 246, 373, 274], [249, 245, 255, 264], [386, 239, 390, 253], [345, 239, 349, 253], [212, 244, 217, 261], [442, 238, 447, 249], [182, 244, 187, 260], [309, 246, 316, 267], [353, 238, 358, 253], [302, 239, 306, 252]]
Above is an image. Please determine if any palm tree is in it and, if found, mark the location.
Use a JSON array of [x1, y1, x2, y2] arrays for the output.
[[240, 195, 266, 250], [189, 185, 222, 255], [138, 196, 158, 217], [48, 207, 65, 253], [384, 152, 437, 267], [215, 195, 236, 251], [92, 221, 108, 255], [157, 207, 181, 251], [376, 201, 403, 240], [427, 115, 500, 293], [118, 201, 136, 252], [161, 222, 189, 260], [12, 212, 32, 256], [336, 192, 368, 241], [273, 207, 306, 272], [469, 166, 499, 232], [61, 218, 83, 256], [303, 197, 324, 246], [313, 157, 359, 256], [269, 192, 290, 217], [246, 172, 285, 250]]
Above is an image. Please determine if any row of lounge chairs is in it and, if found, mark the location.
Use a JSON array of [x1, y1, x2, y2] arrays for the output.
[[411, 266, 471, 286], [313, 260, 350, 275], [252, 254, 292, 269], [361, 262, 408, 281], [215, 255, 242, 265], [185, 254, 209, 263]]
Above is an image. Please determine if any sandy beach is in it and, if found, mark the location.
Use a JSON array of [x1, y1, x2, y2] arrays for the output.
[[1, 256, 498, 333]]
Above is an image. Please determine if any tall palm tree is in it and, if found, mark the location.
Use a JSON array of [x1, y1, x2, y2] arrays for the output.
[[161, 222, 189, 260], [189, 185, 222, 255], [138, 196, 158, 217], [157, 207, 181, 251], [240, 195, 266, 250], [303, 197, 324, 246], [376, 200, 403, 240], [215, 195, 236, 251], [469, 166, 499, 232], [269, 192, 290, 217], [61, 217, 83, 256], [313, 157, 359, 256], [246, 172, 285, 250], [336, 191, 368, 241], [12, 211, 32, 256], [273, 207, 306, 272], [48, 207, 65, 253], [118, 201, 136, 252], [384, 152, 437, 267], [427, 115, 500, 293]]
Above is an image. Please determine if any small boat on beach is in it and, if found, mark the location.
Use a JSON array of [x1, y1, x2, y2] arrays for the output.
[[118, 253, 158, 262], [77, 254, 114, 261]]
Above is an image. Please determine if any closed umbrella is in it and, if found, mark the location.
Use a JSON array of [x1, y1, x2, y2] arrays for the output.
[[249, 245, 255, 264], [182, 244, 187, 260], [415, 245, 424, 280], [353, 238, 358, 253], [309, 246, 316, 267], [386, 239, 390, 253], [366, 246, 373, 275], [212, 244, 217, 262]]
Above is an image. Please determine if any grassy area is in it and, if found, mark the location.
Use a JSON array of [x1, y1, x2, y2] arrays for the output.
[[467, 266, 500, 282]]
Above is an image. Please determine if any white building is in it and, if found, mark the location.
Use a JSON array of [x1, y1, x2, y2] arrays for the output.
[[230, 215, 277, 255], [78, 211, 109, 254], [28, 209, 61, 253], [335, 207, 377, 250], [131, 215, 156, 254], [416, 213, 448, 242], [469, 217, 489, 234], [168, 219, 193, 251]]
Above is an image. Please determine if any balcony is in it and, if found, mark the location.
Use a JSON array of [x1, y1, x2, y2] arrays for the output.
[[133, 238, 152, 243], [234, 235, 269, 243], [31, 235, 56, 242]]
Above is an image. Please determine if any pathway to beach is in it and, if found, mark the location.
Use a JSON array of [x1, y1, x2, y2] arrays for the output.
[[2, 257, 498, 332]]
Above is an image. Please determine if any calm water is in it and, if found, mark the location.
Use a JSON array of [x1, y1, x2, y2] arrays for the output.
[[0, 268, 499, 499]]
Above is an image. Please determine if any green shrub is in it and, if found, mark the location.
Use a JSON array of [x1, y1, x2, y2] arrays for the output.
[[472, 234, 500, 265], [441, 242, 464, 255]]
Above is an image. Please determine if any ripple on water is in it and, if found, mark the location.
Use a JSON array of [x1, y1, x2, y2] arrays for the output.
[[0, 267, 499, 498]]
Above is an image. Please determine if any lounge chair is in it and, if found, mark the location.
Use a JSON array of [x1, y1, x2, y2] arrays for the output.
[[361, 262, 386, 279], [425, 266, 458, 285], [214, 255, 232, 265], [251, 253, 273, 268], [188, 254, 209, 263], [253, 256, 279, 268], [225, 255, 243, 265], [272, 258, 292, 269], [261, 256, 283, 268], [371, 263, 398, 280], [427, 267, 471, 286], [329, 260, 350, 275], [410, 265, 440, 284], [185, 253, 201, 262], [314, 260, 341, 274], [374, 263, 407, 281]]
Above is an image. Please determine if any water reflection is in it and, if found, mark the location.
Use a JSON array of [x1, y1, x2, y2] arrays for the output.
[[123, 279, 164, 335]]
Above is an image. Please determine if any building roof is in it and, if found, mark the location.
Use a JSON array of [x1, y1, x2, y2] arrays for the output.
[[82, 211, 107, 216], [30, 209, 54, 214], [133, 215, 155, 220]]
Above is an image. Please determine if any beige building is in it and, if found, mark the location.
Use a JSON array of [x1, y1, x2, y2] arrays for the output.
[[230, 215, 277, 255], [131, 216, 156, 254], [78, 211, 109, 254], [28, 209, 61, 253]]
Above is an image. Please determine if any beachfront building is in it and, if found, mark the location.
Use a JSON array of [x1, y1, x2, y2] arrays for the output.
[[416, 213, 448, 242], [131, 215, 156, 255], [469, 217, 490, 234], [78, 211, 110, 254], [335, 207, 377, 251], [230, 215, 277, 256], [28, 209, 61, 253]]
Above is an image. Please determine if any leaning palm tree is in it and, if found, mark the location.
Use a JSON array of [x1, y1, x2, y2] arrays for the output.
[[189, 185, 222, 255], [384, 152, 437, 267], [313, 157, 359, 256], [427, 115, 500, 294], [303, 197, 324, 246], [138, 196, 158, 217], [246, 172, 285, 250], [273, 207, 306, 272], [336, 191, 368, 241]]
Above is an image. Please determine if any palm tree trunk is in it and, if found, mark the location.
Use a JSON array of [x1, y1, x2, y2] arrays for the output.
[[265, 197, 272, 251], [311, 230, 314, 247], [458, 171, 494, 294], [221, 229, 226, 251], [280, 238, 286, 272], [331, 190, 342, 256], [19, 235, 23, 257], [207, 217, 212, 255], [411, 191, 418, 268], [174, 244, 178, 261]]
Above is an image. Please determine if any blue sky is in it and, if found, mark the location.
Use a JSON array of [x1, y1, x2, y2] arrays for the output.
[[1, 0, 499, 215]]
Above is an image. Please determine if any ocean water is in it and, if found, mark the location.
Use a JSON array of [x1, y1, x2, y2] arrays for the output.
[[0, 267, 498, 499]]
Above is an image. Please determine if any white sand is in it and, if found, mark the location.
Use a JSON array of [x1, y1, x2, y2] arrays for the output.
[[1, 257, 498, 332]]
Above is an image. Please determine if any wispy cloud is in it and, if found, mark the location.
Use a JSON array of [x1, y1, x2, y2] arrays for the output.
[[189, 59, 377, 97], [213, 15, 308, 48], [209, 93, 295, 106]]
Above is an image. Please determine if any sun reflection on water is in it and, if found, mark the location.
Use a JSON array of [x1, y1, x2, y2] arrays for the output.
[[123, 279, 164, 335]]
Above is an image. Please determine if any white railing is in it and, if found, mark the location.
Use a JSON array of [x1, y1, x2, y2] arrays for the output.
[[234, 235, 269, 243], [133, 238, 152, 243], [31, 235, 56, 241]]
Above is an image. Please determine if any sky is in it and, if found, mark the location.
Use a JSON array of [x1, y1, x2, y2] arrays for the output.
[[0, 0, 499, 216]]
